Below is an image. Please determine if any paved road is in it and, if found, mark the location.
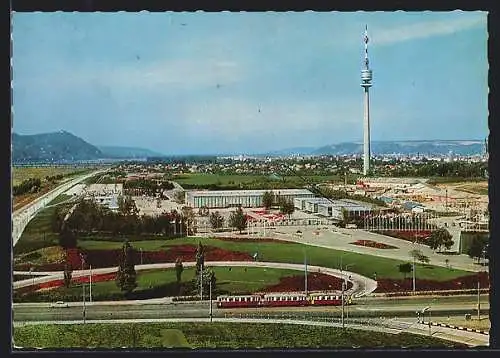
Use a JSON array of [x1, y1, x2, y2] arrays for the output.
[[12, 169, 108, 246], [268, 226, 484, 273], [12, 316, 489, 347], [13, 260, 378, 297], [13, 294, 489, 320]]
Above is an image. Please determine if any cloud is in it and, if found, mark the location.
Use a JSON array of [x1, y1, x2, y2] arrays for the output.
[[180, 97, 362, 140], [371, 13, 485, 46], [13, 56, 246, 93]]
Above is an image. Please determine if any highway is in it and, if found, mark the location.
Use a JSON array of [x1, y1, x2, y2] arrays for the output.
[[12, 169, 108, 246], [13, 294, 489, 322]]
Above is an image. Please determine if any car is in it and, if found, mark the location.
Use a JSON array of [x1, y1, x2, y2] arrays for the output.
[[50, 301, 69, 308]]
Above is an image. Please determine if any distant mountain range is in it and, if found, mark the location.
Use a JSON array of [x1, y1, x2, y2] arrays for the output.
[[11, 131, 486, 163], [12, 131, 165, 163], [264, 140, 486, 156]]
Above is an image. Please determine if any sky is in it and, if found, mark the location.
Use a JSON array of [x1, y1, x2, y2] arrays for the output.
[[11, 11, 488, 155]]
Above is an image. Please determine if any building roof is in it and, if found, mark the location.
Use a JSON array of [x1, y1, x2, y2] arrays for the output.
[[186, 189, 313, 197]]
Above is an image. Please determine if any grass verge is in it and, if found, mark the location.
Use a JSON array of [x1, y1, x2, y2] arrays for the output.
[[13, 322, 467, 348]]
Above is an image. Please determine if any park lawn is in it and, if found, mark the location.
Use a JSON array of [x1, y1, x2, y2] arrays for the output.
[[13, 322, 466, 348], [11, 167, 85, 187], [19, 267, 300, 302], [77, 237, 473, 281], [47, 194, 72, 206], [13, 205, 71, 256], [173, 173, 341, 188], [174, 174, 265, 186]]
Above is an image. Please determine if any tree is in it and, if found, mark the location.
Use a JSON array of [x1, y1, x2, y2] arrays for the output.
[[467, 235, 488, 263], [181, 206, 195, 235], [58, 227, 77, 249], [417, 254, 430, 265], [262, 191, 274, 210], [409, 249, 430, 266], [195, 268, 217, 296], [341, 207, 350, 227], [229, 206, 247, 234], [63, 263, 73, 288], [118, 195, 139, 216], [175, 257, 184, 294], [427, 228, 454, 252], [209, 211, 224, 230], [279, 199, 295, 218], [398, 263, 412, 280], [173, 190, 185, 204], [198, 206, 209, 217], [115, 240, 138, 296], [195, 242, 205, 276]]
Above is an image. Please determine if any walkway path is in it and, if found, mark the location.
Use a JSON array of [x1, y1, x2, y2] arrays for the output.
[[13, 260, 377, 297], [267, 226, 484, 273]]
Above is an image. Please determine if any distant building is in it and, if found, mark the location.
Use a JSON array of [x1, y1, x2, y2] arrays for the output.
[[295, 197, 374, 221], [85, 183, 123, 210], [186, 189, 314, 208]]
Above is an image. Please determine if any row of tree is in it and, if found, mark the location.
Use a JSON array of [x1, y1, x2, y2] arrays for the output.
[[63, 240, 217, 298], [123, 178, 174, 196], [53, 198, 189, 240], [13, 177, 42, 196]]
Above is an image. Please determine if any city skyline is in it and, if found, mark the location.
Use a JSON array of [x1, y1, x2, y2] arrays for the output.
[[12, 11, 488, 155]]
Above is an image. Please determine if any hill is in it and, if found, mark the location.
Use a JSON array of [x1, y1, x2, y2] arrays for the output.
[[273, 140, 486, 156], [12, 131, 103, 163]]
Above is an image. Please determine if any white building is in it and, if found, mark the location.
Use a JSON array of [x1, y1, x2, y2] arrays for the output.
[[296, 197, 375, 221], [84, 183, 123, 210], [186, 189, 314, 208]]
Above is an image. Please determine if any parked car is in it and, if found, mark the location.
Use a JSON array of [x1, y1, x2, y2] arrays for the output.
[[50, 301, 69, 308]]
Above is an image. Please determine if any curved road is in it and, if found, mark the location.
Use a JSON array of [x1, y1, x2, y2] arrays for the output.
[[13, 260, 378, 297], [12, 169, 108, 247]]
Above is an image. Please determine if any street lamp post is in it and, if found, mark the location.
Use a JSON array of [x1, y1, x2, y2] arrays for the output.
[[341, 281, 345, 329], [81, 255, 86, 324], [140, 248, 143, 266], [89, 264, 92, 304], [209, 278, 213, 323], [29, 267, 34, 287], [304, 249, 308, 296], [477, 281, 481, 321], [200, 269, 203, 301]]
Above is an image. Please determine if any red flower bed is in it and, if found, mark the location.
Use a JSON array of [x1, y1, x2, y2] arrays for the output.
[[350, 240, 398, 249], [17, 272, 118, 293], [260, 273, 353, 293], [375, 272, 489, 293], [30, 245, 254, 271], [374, 230, 432, 243]]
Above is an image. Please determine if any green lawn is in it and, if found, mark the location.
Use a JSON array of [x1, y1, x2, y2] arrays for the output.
[[13, 205, 72, 256], [77, 237, 473, 281], [13, 322, 466, 348], [174, 173, 342, 189], [14, 267, 300, 302], [11, 167, 87, 187], [47, 194, 72, 206]]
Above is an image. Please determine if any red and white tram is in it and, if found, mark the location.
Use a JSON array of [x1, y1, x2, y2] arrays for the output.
[[217, 292, 353, 309]]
